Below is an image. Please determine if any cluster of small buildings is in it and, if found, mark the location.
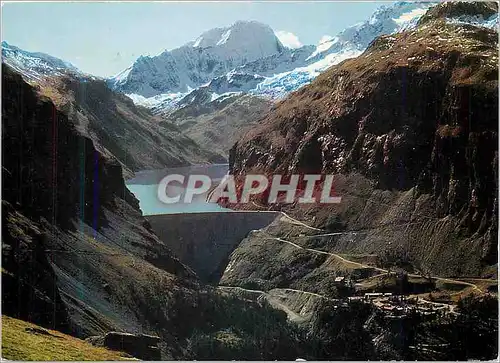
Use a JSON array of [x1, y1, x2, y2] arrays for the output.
[[364, 293, 454, 317], [363, 292, 393, 300], [336, 289, 456, 318], [329, 275, 456, 318]]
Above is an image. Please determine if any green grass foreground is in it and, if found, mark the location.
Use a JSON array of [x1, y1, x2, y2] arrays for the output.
[[1, 315, 135, 361]]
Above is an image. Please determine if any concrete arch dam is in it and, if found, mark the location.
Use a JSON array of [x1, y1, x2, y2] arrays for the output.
[[146, 211, 279, 283]]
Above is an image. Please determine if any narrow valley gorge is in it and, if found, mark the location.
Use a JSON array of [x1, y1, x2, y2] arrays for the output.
[[1, 1, 499, 361]]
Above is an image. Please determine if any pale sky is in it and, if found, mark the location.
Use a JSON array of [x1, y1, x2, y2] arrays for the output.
[[2, 1, 385, 77]]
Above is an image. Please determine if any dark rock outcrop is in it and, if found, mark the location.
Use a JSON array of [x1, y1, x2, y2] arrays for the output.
[[87, 332, 161, 360], [2, 66, 127, 229], [2, 202, 70, 332]]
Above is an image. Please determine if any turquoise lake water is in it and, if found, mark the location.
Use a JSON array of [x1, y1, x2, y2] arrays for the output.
[[126, 183, 228, 215], [126, 164, 230, 215]]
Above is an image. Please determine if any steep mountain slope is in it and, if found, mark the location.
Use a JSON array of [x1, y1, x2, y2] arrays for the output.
[[2, 63, 193, 337], [1, 64, 319, 360], [2, 44, 224, 173], [163, 90, 272, 157], [41, 75, 225, 172], [110, 2, 438, 157], [226, 2, 498, 282]]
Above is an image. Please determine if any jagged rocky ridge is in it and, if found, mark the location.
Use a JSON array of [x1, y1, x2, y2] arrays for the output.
[[2, 41, 82, 79], [226, 2, 498, 278]]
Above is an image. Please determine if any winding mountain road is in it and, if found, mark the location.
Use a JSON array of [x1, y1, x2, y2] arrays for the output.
[[265, 232, 485, 293], [217, 285, 331, 323], [219, 212, 494, 320], [280, 212, 498, 292]]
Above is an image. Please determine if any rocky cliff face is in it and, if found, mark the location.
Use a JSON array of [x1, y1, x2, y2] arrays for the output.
[[2, 64, 195, 337], [1, 64, 317, 360], [227, 2, 498, 277]]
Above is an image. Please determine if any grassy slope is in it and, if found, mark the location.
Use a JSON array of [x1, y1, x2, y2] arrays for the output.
[[1, 316, 133, 361]]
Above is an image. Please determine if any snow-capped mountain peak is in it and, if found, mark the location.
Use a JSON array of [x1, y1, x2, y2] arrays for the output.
[[117, 1, 439, 106], [109, 20, 284, 97], [2, 41, 82, 81], [316, 1, 436, 57], [236, 1, 437, 98], [192, 20, 282, 51]]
